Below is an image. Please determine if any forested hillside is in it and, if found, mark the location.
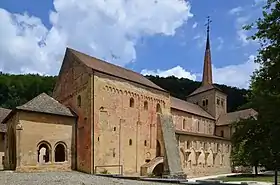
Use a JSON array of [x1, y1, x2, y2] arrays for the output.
[[0, 73, 249, 112]]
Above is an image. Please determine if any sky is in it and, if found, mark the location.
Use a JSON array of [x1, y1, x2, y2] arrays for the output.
[[0, 0, 266, 89]]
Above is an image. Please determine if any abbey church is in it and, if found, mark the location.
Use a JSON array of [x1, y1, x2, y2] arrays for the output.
[[0, 26, 257, 178]]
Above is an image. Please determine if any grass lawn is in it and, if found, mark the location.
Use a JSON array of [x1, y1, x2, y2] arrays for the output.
[[213, 175, 280, 182]]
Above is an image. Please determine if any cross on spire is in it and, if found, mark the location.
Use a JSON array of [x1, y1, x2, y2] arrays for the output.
[[205, 16, 212, 34]]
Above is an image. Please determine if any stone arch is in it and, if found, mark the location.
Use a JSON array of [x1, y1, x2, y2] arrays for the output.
[[152, 162, 164, 177], [206, 149, 214, 167], [156, 103, 162, 113], [37, 140, 51, 164], [54, 142, 67, 162], [179, 147, 186, 168], [215, 150, 222, 166], [188, 148, 196, 166], [144, 100, 148, 110], [197, 149, 206, 166], [129, 97, 134, 107]]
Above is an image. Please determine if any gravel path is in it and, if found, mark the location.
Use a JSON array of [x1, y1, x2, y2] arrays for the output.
[[0, 171, 179, 185]]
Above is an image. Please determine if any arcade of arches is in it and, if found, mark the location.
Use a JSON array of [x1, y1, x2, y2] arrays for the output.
[[2, 106, 75, 172], [37, 141, 67, 164]]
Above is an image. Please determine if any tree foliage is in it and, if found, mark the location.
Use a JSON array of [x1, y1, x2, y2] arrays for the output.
[[0, 73, 56, 109], [146, 75, 249, 112], [231, 0, 280, 177], [0, 72, 249, 111], [231, 117, 267, 172]]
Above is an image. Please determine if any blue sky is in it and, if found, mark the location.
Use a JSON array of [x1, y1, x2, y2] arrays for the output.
[[0, 0, 265, 88]]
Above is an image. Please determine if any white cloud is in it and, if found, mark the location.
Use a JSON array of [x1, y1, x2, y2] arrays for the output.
[[229, 6, 243, 15], [0, 0, 193, 75], [141, 55, 259, 89], [216, 37, 224, 51], [237, 29, 250, 45], [192, 22, 198, 28], [236, 16, 250, 25], [234, 16, 255, 46], [213, 55, 259, 88], [141, 66, 197, 81], [254, 0, 267, 6], [193, 34, 201, 40]]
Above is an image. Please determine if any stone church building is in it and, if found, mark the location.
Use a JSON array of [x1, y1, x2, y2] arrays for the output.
[[0, 28, 257, 177]]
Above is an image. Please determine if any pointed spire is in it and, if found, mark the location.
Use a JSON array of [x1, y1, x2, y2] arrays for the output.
[[202, 16, 213, 86]]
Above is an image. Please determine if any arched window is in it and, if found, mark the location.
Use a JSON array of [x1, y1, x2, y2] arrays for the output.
[[144, 101, 148, 110], [129, 139, 132, 146], [156, 103, 162, 114], [55, 143, 66, 162], [129, 98, 134, 108], [144, 140, 147, 146], [37, 141, 51, 163], [183, 119, 186, 130], [77, 95, 81, 107]]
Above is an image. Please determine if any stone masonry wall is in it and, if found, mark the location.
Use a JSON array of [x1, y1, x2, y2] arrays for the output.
[[172, 109, 215, 135], [53, 53, 93, 173], [4, 112, 18, 170], [177, 134, 231, 177], [187, 89, 227, 120], [172, 109, 232, 177], [14, 111, 75, 172], [216, 125, 231, 139], [93, 72, 170, 176]]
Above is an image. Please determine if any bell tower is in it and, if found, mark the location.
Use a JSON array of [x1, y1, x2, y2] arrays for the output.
[[187, 16, 227, 119]]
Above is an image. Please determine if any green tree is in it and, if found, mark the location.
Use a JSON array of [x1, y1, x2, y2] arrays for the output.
[[233, 0, 280, 184], [231, 118, 267, 175]]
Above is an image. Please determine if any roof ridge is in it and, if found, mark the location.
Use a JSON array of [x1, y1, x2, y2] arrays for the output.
[[227, 108, 254, 114], [170, 96, 214, 120], [16, 92, 74, 117], [68, 48, 147, 79], [67, 47, 165, 92]]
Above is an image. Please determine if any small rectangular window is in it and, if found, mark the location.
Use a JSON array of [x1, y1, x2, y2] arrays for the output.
[[217, 98, 220, 105]]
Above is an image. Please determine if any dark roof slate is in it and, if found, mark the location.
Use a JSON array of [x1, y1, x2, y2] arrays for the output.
[[217, 108, 258, 126], [0, 107, 11, 123], [0, 107, 10, 133], [188, 84, 224, 97], [68, 48, 166, 92], [171, 97, 214, 120], [16, 93, 74, 117]]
